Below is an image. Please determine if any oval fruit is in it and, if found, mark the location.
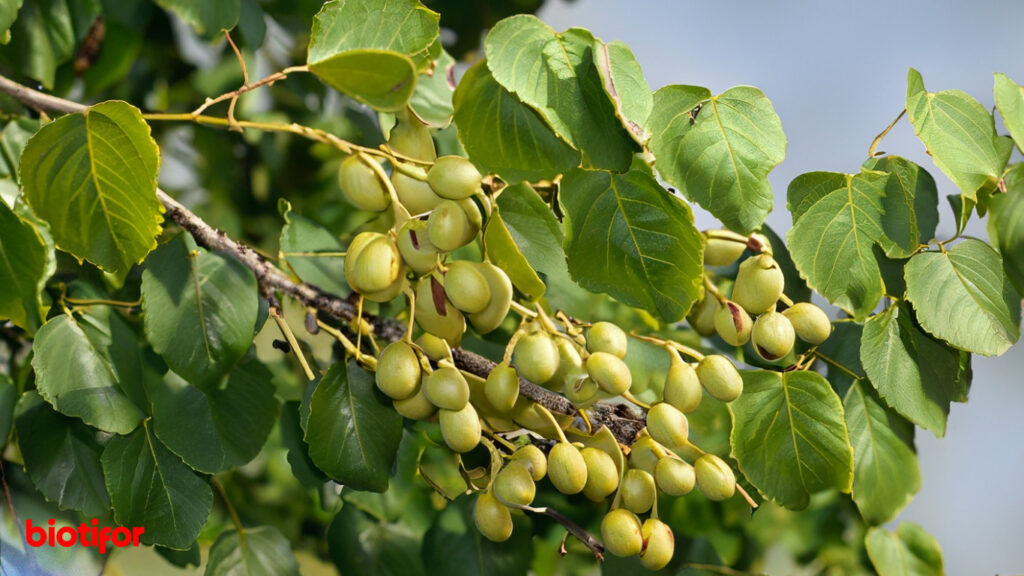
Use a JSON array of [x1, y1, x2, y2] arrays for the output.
[[563, 374, 599, 406], [349, 235, 402, 294], [654, 457, 695, 496], [427, 199, 473, 252], [439, 403, 481, 453], [547, 442, 587, 495], [639, 519, 675, 570], [338, 155, 390, 212], [513, 332, 560, 384], [414, 277, 466, 346], [392, 170, 442, 215], [545, 338, 584, 392], [444, 260, 491, 314], [425, 365, 470, 410], [621, 469, 656, 514], [468, 262, 513, 334], [695, 355, 743, 402], [415, 332, 449, 362], [585, 352, 632, 396], [601, 509, 643, 557], [783, 302, 832, 345], [703, 236, 746, 267], [485, 363, 519, 413], [586, 322, 628, 358], [511, 444, 547, 481], [752, 310, 796, 361], [628, 435, 663, 476], [714, 300, 752, 346], [732, 254, 785, 314], [695, 454, 736, 501], [474, 491, 513, 542], [375, 341, 421, 400], [663, 359, 702, 413], [580, 447, 619, 502], [392, 379, 437, 421], [646, 402, 689, 448], [388, 113, 436, 161], [687, 294, 718, 337], [494, 460, 536, 506], [427, 155, 482, 200], [396, 219, 439, 275]]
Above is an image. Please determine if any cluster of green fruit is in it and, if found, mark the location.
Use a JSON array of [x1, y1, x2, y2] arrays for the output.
[[689, 234, 833, 360]]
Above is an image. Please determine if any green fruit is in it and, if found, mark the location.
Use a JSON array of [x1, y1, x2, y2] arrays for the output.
[[586, 352, 632, 396], [752, 310, 796, 361], [427, 199, 473, 252], [695, 354, 743, 402], [732, 254, 785, 314], [587, 322, 628, 358], [563, 374, 599, 406], [425, 365, 470, 410], [547, 442, 587, 495], [639, 519, 675, 570], [687, 294, 718, 337], [783, 302, 832, 345], [695, 454, 736, 501], [375, 341, 421, 400], [348, 234, 402, 294], [474, 491, 513, 543], [621, 469, 656, 514], [513, 332, 560, 384], [628, 435, 664, 475], [545, 338, 584, 392], [415, 332, 450, 361], [396, 219, 439, 275], [714, 300, 752, 346], [427, 155, 482, 200], [393, 379, 437, 421], [494, 460, 536, 506], [485, 363, 520, 413], [444, 260, 491, 314], [459, 197, 483, 233], [388, 112, 436, 161], [511, 444, 547, 481], [646, 402, 689, 448], [393, 170, 443, 215], [439, 403, 481, 453], [338, 155, 390, 212], [601, 509, 643, 557], [468, 262, 513, 334], [580, 447, 619, 502], [414, 277, 466, 346], [703, 236, 746, 267], [663, 358, 702, 413], [654, 457, 695, 496]]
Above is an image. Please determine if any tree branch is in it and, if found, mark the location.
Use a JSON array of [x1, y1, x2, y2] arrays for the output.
[[0, 73, 647, 445]]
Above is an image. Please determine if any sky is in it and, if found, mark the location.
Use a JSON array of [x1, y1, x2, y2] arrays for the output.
[[536, 0, 1024, 573]]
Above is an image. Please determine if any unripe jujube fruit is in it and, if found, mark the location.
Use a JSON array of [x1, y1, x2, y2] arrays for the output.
[[396, 219, 439, 275], [687, 294, 718, 337], [392, 170, 442, 215], [547, 442, 587, 495], [732, 254, 785, 314], [511, 444, 547, 481], [393, 379, 437, 421], [444, 260, 491, 314], [654, 457, 695, 496], [338, 155, 390, 212], [474, 491, 513, 542], [695, 454, 736, 501], [703, 236, 746, 267], [628, 435, 664, 476], [563, 374, 599, 406], [586, 352, 632, 396], [696, 354, 743, 402], [485, 363, 519, 413], [587, 322, 628, 358], [752, 310, 796, 361], [646, 402, 689, 448], [375, 341, 421, 400], [513, 332, 560, 384], [348, 234, 402, 294], [467, 262, 513, 334], [414, 277, 466, 346], [783, 302, 832, 344], [640, 519, 675, 570], [427, 200, 473, 252], [546, 338, 584, 392], [714, 300, 752, 346], [580, 447, 619, 502], [439, 403, 481, 453], [663, 358, 702, 413], [425, 365, 470, 410], [621, 469, 656, 514], [388, 113, 436, 161], [494, 460, 536, 506], [428, 155, 483, 200], [415, 332, 449, 362], [601, 509, 643, 557]]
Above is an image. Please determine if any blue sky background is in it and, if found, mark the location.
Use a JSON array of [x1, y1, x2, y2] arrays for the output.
[[537, 1, 1024, 573]]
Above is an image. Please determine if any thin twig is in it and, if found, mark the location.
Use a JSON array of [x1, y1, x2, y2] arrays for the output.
[[518, 504, 605, 560]]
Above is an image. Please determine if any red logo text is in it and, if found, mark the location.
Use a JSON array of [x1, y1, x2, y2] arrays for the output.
[[25, 519, 145, 554]]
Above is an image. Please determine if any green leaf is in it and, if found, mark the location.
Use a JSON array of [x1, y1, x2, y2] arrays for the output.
[[281, 400, 326, 489], [994, 73, 1024, 154], [327, 506, 427, 576], [860, 304, 960, 437], [1, 0, 81, 88], [866, 523, 944, 576], [844, 381, 920, 525], [158, 543, 202, 569], [787, 170, 888, 320], [0, 372, 13, 442], [484, 16, 637, 171], [102, 423, 213, 549], [422, 497, 533, 576], [906, 68, 1013, 201], [148, 356, 280, 474], [817, 322, 865, 397], [483, 210, 545, 300], [452, 61, 580, 183], [154, 0, 239, 35], [762, 224, 811, 304], [310, 49, 418, 112], [559, 167, 704, 322], [0, 0, 21, 44], [20, 100, 162, 279], [305, 361, 403, 492], [279, 204, 347, 295], [141, 234, 259, 387], [0, 117, 39, 205], [988, 163, 1024, 291], [729, 370, 853, 510], [14, 392, 110, 518], [31, 314, 143, 434], [947, 193, 975, 236], [409, 49, 456, 127], [594, 40, 653, 144], [205, 526, 300, 576], [861, 156, 939, 258], [648, 84, 786, 234], [0, 200, 52, 332], [905, 238, 1020, 356], [493, 182, 566, 278]]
